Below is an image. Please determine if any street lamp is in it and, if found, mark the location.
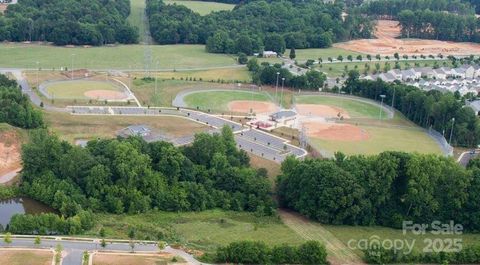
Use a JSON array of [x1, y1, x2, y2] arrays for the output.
[[280, 77, 285, 108], [449, 117, 455, 145], [275, 72, 280, 103], [379, 94, 386, 120], [71, 54, 75, 80]]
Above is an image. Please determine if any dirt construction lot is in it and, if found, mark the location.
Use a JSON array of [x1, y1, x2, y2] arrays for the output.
[[0, 130, 22, 182], [0, 249, 53, 265], [335, 20, 480, 56], [228, 100, 278, 114]]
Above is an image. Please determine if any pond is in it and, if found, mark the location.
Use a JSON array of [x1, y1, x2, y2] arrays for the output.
[[0, 197, 54, 227]]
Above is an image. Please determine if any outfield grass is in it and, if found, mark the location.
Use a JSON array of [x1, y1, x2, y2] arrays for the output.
[[309, 125, 442, 156], [88, 210, 304, 252], [165, 0, 234, 15], [0, 249, 52, 265], [0, 43, 236, 70], [295, 48, 363, 62], [154, 67, 251, 83], [45, 111, 208, 143], [317, 59, 452, 77], [45, 80, 122, 99], [183, 90, 272, 112], [295, 95, 388, 120]]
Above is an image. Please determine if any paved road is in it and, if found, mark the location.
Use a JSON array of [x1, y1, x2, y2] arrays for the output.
[[458, 151, 479, 167]]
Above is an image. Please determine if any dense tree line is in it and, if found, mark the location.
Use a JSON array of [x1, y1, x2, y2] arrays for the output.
[[364, 242, 480, 264], [248, 59, 326, 90], [0, 74, 43, 129], [8, 211, 94, 235], [20, 126, 275, 221], [146, 0, 373, 54], [397, 9, 480, 42], [361, 0, 475, 18], [278, 152, 480, 231], [215, 240, 327, 264], [0, 0, 138, 45], [345, 71, 480, 147]]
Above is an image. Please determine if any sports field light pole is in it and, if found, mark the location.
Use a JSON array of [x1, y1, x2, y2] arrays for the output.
[[449, 117, 455, 145], [379, 94, 386, 121], [280, 77, 285, 108], [71, 53, 75, 80], [36, 61, 39, 89], [275, 72, 280, 103]]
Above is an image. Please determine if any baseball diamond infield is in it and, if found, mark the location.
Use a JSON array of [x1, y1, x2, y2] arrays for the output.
[[40, 80, 129, 101]]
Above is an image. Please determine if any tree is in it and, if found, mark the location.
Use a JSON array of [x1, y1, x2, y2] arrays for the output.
[[337, 55, 344, 62], [394, 52, 400, 60], [101, 239, 107, 248], [264, 33, 286, 54], [367, 54, 372, 61], [158, 241, 166, 251], [356, 55, 363, 61], [297, 241, 328, 264], [55, 244, 63, 265], [238, 53, 248, 64], [347, 55, 353, 61], [34, 236, 41, 246], [289, 47, 296, 60], [4, 232, 12, 244]]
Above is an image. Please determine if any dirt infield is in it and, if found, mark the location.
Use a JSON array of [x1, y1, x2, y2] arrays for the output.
[[304, 122, 369, 141], [296, 104, 350, 119], [228, 100, 277, 114], [84, 90, 128, 100], [0, 130, 21, 181], [335, 20, 480, 56]]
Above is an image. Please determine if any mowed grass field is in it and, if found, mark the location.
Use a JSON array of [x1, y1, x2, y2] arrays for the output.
[[154, 67, 250, 83], [93, 253, 183, 265], [295, 95, 389, 119], [45, 111, 208, 143], [89, 210, 304, 253], [0, 43, 236, 70], [0, 249, 53, 265], [183, 90, 272, 112], [128, 0, 147, 42], [165, 0, 235, 15], [45, 80, 122, 99]]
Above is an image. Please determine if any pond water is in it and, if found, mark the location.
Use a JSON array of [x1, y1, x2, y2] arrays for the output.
[[0, 197, 54, 227]]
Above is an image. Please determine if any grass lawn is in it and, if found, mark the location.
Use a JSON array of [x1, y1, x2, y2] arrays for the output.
[[88, 210, 304, 253], [295, 95, 388, 119], [127, 0, 146, 43], [154, 67, 251, 83], [0, 249, 52, 265], [295, 48, 363, 62], [309, 125, 442, 156], [93, 253, 183, 265], [44, 111, 208, 143], [45, 80, 122, 99], [183, 90, 272, 112], [0, 43, 236, 70], [248, 154, 282, 184], [324, 224, 480, 257], [165, 0, 234, 15], [318, 59, 452, 77]]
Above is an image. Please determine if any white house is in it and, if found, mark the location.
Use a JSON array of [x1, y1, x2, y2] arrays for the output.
[[263, 51, 277, 58]]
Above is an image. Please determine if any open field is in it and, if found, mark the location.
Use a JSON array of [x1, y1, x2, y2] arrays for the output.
[[89, 210, 304, 253], [131, 79, 237, 107], [295, 95, 388, 119], [153, 67, 250, 83], [295, 47, 363, 62], [0, 249, 53, 265], [127, 0, 146, 43], [93, 252, 183, 265], [44, 80, 125, 100], [183, 90, 275, 113], [165, 0, 234, 15], [317, 59, 452, 77], [324, 224, 480, 257], [336, 20, 480, 56], [0, 43, 236, 70], [248, 154, 282, 184], [45, 111, 208, 143]]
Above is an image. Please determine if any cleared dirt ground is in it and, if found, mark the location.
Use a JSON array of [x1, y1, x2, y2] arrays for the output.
[[93, 252, 184, 265], [0, 249, 53, 265], [228, 100, 278, 114], [335, 20, 480, 56], [0, 130, 22, 183]]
